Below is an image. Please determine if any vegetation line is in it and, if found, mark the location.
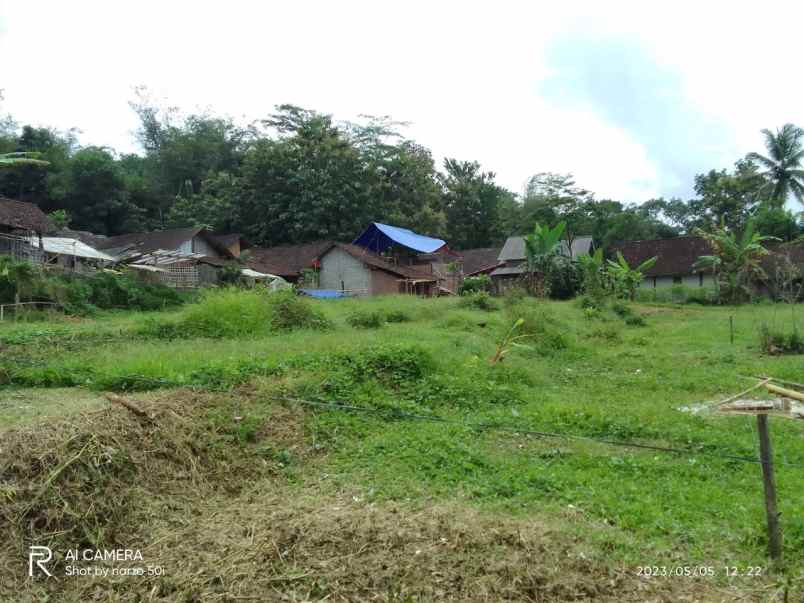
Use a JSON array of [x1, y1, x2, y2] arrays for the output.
[[279, 396, 804, 469]]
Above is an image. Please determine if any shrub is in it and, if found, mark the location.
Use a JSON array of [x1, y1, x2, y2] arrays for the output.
[[610, 301, 633, 318], [634, 285, 717, 305], [759, 324, 804, 355], [624, 314, 646, 327], [347, 310, 386, 329], [458, 274, 492, 295], [504, 302, 569, 354], [265, 289, 332, 331], [547, 256, 583, 300], [459, 291, 498, 312], [384, 309, 410, 323], [181, 288, 273, 338]]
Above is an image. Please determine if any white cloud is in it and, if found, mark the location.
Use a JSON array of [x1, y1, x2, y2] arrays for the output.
[[1, 0, 803, 203]]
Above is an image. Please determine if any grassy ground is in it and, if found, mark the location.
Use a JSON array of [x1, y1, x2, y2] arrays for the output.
[[0, 292, 802, 601]]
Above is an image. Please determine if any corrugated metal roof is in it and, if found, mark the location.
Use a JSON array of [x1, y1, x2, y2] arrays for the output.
[[497, 235, 593, 262], [26, 236, 116, 261], [353, 222, 446, 254]]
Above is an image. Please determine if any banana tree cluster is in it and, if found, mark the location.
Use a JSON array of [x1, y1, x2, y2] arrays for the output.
[[523, 222, 566, 298]]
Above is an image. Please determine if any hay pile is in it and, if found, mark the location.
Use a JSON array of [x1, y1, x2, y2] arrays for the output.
[[0, 390, 784, 602]]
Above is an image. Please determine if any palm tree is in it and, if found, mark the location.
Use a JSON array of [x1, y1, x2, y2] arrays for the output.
[[694, 219, 778, 303], [0, 151, 49, 167], [747, 123, 804, 205]]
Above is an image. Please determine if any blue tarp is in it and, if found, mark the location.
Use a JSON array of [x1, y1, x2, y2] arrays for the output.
[[299, 289, 346, 299], [352, 222, 446, 254]]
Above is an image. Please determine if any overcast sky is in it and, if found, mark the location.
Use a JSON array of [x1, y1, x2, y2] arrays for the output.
[[1, 1, 802, 202]]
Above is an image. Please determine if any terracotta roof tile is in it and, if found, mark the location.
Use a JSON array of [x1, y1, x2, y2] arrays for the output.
[[610, 236, 714, 276], [0, 197, 53, 233]]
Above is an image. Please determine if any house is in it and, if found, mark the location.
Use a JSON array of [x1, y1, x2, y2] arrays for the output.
[[491, 235, 593, 291], [245, 241, 333, 284], [317, 243, 437, 296], [352, 222, 457, 291], [458, 247, 502, 277], [96, 227, 239, 289], [0, 197, 52, 264], [610, 236, 714, 289], [96, 227, 234, 261]]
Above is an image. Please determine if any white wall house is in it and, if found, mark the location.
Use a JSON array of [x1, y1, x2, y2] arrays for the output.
[[610, 236, 714, 289]]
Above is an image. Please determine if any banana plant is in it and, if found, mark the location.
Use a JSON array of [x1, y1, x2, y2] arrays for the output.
[[490, 318, 530, 364], [606, 252, 657, 300], [523, 221, 566, 297]]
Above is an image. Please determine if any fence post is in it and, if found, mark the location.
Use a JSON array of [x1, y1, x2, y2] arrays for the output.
[[756, 413, 782, 562]]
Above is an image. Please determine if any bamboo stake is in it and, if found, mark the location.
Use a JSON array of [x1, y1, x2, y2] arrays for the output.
[[756, 414, 782, 562]]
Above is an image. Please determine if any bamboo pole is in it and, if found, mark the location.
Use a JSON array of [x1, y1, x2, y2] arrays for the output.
[[756, 414, 782, 562], [764, 383, 804, 403]]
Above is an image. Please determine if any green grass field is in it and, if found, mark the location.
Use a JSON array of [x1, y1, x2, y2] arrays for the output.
[[1, 292, 801, 600]]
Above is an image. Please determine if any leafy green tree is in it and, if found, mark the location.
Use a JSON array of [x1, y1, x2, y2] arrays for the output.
[[694, 220, 778, 303], [522, 173, 593, 250], [166, 171, 240, 231], [62, 147, 143, 235], [238, 106, 371, 245], [523, 221, 566, 297], [753, 205, 802, 241], [747, 123, 804, 205], [439, 159, 508, 249]]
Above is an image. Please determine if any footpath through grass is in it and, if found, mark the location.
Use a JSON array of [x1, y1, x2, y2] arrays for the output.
[[1, 291, 802, 600]]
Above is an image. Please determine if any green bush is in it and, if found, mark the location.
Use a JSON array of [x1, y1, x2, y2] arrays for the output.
[[547, 256, 583, 300], [458, 274, 492, 295], [347, 310, 386, 329], [624, 314, 647, 327], [634, 285, 717, 305], [504, 302, 569, 355], [384, 309, 410, 323], [759, 324, 803, 355], [266, 289, 332, 331], [458, 291, 498, 312]]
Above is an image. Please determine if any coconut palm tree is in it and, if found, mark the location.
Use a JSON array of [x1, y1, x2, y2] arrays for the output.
[[0, 151, 49, 167], [747, 123, 804, 205], [694, 219, 778, 303]]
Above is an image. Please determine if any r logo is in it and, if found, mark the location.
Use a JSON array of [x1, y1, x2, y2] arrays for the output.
[[28, 546, 53, 577]]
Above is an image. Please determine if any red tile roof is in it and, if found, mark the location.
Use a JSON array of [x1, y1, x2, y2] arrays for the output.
[[610, 236, 714, 277], [0, 197, 53, 233]]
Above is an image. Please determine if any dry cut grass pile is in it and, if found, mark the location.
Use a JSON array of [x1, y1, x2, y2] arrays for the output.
[[0, 389, 793, 602]]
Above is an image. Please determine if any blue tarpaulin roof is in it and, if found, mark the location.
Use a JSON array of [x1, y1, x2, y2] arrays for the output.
[[352, 222, 446, 254]]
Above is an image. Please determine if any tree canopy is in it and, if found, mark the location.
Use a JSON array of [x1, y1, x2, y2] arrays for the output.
[[0, 92, 801, 249]]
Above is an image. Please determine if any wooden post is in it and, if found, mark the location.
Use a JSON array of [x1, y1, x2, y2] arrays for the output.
[[756, 413, 782, 562], [729, 315, 734, 344]]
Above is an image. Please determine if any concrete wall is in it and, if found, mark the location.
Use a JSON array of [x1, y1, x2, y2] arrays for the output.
[[641, 273, 713, 288], [319, 247, 371, 293]]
